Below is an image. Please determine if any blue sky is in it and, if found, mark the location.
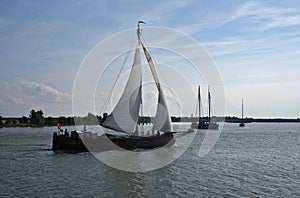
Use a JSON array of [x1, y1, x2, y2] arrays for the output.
[[0, 0, 300, 118]]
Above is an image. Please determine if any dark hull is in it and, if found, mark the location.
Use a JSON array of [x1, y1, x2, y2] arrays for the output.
[[106, 133, 175, 150], [52, 133, 88, 153], [52, 131, 123, 153], [191, 121, 219, 130], [52, 131, 175, 153]]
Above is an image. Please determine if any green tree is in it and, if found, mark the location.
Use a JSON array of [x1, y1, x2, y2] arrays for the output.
[[45, 117, 55, 126], [58, 116, 66, 125], [66, 117, 74, 125], [29, 109, 37, 124], [19, 116, 29, 124], [29, 109, 44, 126], [4, 119, 11, 126], [36, 110, 43, 118]]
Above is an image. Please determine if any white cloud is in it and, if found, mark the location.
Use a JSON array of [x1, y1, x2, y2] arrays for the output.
[[224, 1, 300, 30], [202, 37, 265, 56], [202, 26, 300, 60], [0, 81, 71, 116], [19, 81, 70, 103]]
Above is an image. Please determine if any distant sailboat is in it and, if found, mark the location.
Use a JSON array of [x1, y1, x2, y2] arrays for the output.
[[191, 86, 209, 129], [191, 85, 219, 130], [239, 98, 245, 127]]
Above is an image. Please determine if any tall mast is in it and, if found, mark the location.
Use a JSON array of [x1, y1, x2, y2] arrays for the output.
[[137, 21, 145, 128], [208, 85, 211, 121], [242, 98, 244, 119], [198, 86, 201, 122], [137, 21, 145, 43]]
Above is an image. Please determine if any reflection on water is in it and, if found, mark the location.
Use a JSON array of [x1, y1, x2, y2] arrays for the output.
[[1, 123, 299, 197]]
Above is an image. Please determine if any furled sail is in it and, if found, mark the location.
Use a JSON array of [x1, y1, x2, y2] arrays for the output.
[[141, 42, 173, 132], [102, 40, 142, 133]]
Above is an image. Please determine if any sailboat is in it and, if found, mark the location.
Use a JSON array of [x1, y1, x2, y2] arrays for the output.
[[191, 86, 219, 130], [239, 98, 245, 127], [191, 86, 209, 129], [100, 21, 178, 150]]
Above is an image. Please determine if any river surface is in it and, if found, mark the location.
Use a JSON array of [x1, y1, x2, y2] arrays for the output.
[[1, 123, 299, 197]]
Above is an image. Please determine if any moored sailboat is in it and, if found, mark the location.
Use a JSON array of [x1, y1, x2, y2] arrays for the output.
[[191, 86, 209, 129], [191, 85, 219, 130], [239, 98, 245, 127]]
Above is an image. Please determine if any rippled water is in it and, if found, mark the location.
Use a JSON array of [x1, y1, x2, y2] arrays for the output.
[[1, 123, 299, 197]]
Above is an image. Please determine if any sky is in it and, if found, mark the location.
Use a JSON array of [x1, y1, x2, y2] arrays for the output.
[[0, 0, 300, 118]]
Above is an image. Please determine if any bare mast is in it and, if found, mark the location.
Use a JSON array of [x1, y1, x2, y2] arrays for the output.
[[208, 86, 211, 122]]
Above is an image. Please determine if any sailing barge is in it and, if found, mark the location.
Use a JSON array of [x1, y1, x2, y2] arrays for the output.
[[52, 21, 189, 153]]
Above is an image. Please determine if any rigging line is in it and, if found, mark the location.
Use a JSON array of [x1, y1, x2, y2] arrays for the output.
[[210, 95, 215, 117], [208, 89, 215, 117], [195, 88, 199, 117], [140, 35, 186, 116], [200, 99, 204, 118], [199, 89, 204, 118], [101, 36, 137, 115], [195, 97, 198, 117]]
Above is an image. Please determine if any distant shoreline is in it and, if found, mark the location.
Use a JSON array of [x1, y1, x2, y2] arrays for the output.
[[1, 116, 299, 128]]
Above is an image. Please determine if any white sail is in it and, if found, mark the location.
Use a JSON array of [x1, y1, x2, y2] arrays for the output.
[[103, 24, 173, 133], [153, 83, 173, 132], [141, 42, 173, 132], [102, 40, 142, 133]]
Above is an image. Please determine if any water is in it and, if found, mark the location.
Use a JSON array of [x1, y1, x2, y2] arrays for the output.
[[1, 123, 299, 197]]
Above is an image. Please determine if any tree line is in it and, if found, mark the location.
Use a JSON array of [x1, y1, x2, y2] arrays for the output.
[[0, 109, 107, 127], [1, 109, 299, 128]]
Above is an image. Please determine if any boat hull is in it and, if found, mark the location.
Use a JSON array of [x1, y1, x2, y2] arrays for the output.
[[106, 133, 175, 150], [191, 121, 219, 130], [52, 131, 175, 153], [52, 131, 120, 153], [52, 133, 88, 153]]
